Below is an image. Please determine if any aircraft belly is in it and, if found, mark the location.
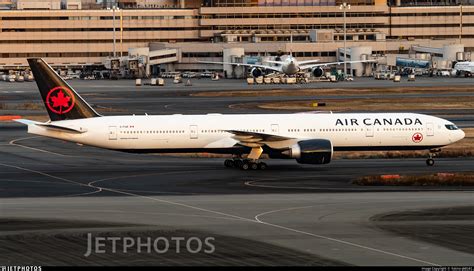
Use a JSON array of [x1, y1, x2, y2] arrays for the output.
[[120, 135, 227, 150]]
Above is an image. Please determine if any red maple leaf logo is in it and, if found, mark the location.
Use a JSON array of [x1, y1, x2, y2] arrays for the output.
[[46, 87, 75, 114], [412, 133, 423, 143], [51, 91, 71, 108]]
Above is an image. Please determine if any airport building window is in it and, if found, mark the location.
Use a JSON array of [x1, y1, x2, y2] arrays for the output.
[[183, 52, 224, 58], [205, 0, 374, 7], [150, 54, 178, 61]]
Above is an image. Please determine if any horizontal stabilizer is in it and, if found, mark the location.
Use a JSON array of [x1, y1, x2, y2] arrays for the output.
[[14, 119, 86, 134], [14, 119, 40, 125], [36, 123, 87, 134]]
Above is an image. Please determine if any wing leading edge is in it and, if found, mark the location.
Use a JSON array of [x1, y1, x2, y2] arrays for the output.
[[300, 59, 377, 70], [197, 61, 282, 73]]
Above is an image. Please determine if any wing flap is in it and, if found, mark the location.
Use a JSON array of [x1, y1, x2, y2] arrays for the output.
[[227, 130, 293, 143]]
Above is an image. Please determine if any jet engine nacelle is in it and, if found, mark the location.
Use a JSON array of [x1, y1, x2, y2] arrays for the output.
[[251, 67, 263, 78], [282, 139, 333, 164], [451, 69, 459, 77], [311, 67, 324, 77]]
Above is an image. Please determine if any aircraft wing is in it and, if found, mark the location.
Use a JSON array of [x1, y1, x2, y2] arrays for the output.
[[226, 130, 296, 148], [300, 59, 377, 71], [262, 60, 284, 65], [197, 61, 282, 73], [298, 59, 320, 65], [263, 59, 321, 65]]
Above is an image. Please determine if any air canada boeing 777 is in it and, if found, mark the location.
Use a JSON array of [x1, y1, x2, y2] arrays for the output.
[[16, 59, 465, 170]]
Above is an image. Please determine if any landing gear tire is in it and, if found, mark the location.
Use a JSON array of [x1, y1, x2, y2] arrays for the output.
[[426, 149, 441, 166], [225, 158, 268, 170], [426, 158, 435, 166], [224, 159, 234, 168], [234, 159, 243, 168], [258, 162, 267, 170]]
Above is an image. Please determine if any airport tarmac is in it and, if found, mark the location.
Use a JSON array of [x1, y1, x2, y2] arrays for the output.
[[0, 129, 473, 266], [1, 78, 474, 127], [2, 76, 474, 93], [0, 78, 473, 266]]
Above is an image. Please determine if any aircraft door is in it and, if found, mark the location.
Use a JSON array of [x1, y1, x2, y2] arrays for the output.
[[108, 126, 117, 140], [365, 125, 374, 137], [271, 124, 279, 134], [427, 122, 434, 136], [190, 125, 198, 139]]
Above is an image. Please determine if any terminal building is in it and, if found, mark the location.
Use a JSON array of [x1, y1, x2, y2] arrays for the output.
[[0, 0, 473, 76]]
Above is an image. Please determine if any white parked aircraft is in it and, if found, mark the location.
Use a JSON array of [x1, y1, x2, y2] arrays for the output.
[[200, 55, 374, 78], [17, 59, 464, 169], [451, 61, 474, 77]]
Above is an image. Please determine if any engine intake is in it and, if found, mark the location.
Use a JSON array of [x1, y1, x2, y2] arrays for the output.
[[311, 67, 324, 77], [283, 139, 333, 164], [251, 67, 263, 78]]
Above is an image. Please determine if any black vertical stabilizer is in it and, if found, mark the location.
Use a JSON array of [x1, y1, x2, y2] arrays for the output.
[[27, 58, 100, 121]]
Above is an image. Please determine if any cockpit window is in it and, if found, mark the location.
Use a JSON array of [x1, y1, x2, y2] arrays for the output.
[[445, 124, 459, 130]]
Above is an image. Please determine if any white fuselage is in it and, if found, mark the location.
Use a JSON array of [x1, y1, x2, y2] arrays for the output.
[[281, 56, 300, 75], [27, 113, 464, 155]]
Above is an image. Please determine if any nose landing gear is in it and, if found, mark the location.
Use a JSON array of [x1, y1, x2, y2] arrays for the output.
[[426, 148, 441, 166], [426, 158, 435, 166]]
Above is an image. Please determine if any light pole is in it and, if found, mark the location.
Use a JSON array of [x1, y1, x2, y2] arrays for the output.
[[460, 1, 463, 45], [339, 2, 350, 79], [109, 6, 120, 58]]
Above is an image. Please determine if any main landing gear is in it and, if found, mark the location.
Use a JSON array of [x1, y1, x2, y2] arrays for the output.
[[426, 148, 441, 166], [224, 159, 268, 170], [225, 146, 267, 170]]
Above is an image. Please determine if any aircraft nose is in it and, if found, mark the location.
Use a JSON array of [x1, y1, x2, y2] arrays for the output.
[[460, 129, 466, 140], [452, 129, 466, 143]]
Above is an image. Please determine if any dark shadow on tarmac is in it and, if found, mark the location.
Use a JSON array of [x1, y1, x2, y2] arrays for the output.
[[372, 206, 474, 255]]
